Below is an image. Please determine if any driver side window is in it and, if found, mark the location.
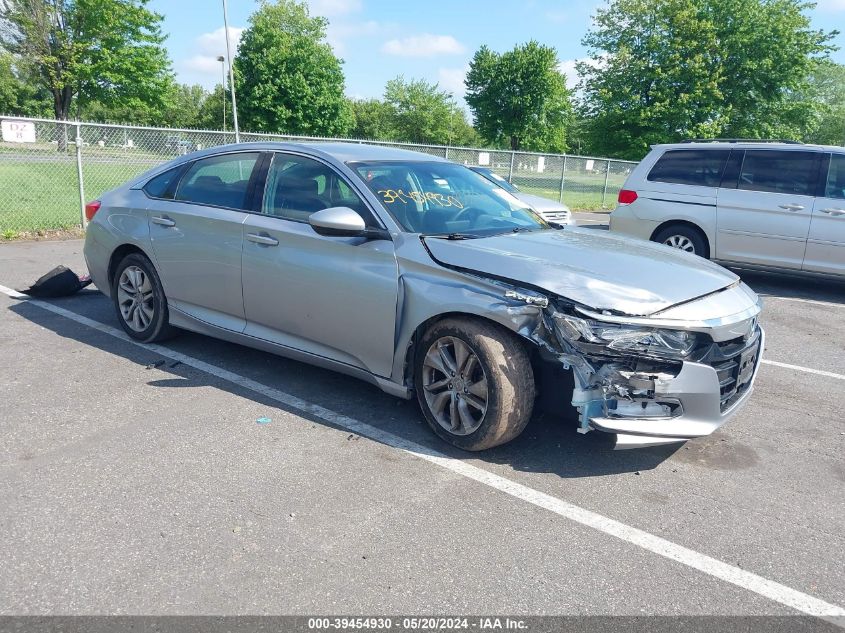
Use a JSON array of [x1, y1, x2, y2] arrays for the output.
[[262, 153, 374, 225]]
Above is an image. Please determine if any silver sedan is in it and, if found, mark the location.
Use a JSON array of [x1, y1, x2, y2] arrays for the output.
[[83, 142, 763, 450]]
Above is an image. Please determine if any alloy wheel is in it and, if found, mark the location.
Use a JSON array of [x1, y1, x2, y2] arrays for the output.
[[117, 265, 155, 332], [421, 336, 488, 436]]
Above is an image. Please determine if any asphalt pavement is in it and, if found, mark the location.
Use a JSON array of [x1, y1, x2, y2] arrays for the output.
[[0, 237, 843, 618]]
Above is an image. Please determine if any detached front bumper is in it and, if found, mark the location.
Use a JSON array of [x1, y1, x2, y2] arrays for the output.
[[586, 328, 765, 449]]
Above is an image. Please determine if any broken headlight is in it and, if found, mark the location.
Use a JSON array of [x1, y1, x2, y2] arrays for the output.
[[554, 314, 698, 359]]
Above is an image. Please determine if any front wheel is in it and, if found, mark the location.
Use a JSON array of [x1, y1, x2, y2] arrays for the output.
[[112, 252, 174, 343], [414, 317, 535, 451]]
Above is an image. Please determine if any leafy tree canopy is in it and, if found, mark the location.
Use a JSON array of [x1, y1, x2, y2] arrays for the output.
[[465, 40, 572, 152], [383, 76, 471, 146], [235, 0, 351, 136], [0, 0, 173, 122], [578, 0, 837, 159]]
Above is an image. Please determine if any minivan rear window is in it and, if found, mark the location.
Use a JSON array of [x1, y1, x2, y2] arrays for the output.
[[647, 150, 730, 187]]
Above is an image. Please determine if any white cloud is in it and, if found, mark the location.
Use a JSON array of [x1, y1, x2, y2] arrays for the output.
[[381, 34, 465, 57], [177, 26, 244, 88], [326, 19, 382, 54], [816, 0, 845, 11], [307, 0, 362, 16], [437, 66, 469, 98], [195, 26, 245, 58]]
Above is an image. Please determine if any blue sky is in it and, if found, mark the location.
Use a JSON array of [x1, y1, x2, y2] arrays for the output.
[[149, 0, 845, 105]]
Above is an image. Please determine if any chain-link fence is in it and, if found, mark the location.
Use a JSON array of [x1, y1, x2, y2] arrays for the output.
[[0, 116, 638, 235]]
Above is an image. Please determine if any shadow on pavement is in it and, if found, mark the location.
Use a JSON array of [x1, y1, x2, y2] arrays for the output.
[[733, 268, 845, 306], [7, 296, 680, 480]]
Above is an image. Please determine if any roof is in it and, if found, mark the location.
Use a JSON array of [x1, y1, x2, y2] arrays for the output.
[[653, 141, 845, 152], [296, 141, 448, 163], [177, 140, 449, 164]]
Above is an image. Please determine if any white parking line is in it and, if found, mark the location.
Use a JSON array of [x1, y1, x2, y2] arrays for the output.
[[761, 295, 844, 310], [1, 283, 843, 619], [762, 359, 845, 381]]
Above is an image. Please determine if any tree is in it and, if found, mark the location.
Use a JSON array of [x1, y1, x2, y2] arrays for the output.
[[465, 41, 572, 152], [799, 60, 845, 146], [349, 98, 398, 140], [160, 83, 208, 129], [196, 84, 228, 131], [235, 0, 351, 136], [578, 0, 836, 159], [383, 76, 469, 145], [0, 0, 174, 124], [0, 51, 53, 117]]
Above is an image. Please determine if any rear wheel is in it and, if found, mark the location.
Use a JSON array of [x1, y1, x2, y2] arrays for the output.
[[414, 317, 535, 451], [111, 252, 174, 343], [653, 224, 708, 258]]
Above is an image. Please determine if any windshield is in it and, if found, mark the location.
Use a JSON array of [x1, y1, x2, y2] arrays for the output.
[[472, 167, 519, 193], [351, 161, 548, 237]]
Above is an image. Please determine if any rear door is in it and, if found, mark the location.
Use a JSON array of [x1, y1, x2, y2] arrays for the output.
[[146, 151, 262, 332], [805, 153, 845, 276], [716, 149, 820, 269], [241, 152, 399, 377]]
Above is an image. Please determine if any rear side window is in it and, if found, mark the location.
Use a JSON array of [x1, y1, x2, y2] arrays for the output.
[[143, 166, 182, 199], [738, 150, 820, 195], [647, 150, 730, 187], [825, 154, 845, 200], [175, 152, 260, 210]]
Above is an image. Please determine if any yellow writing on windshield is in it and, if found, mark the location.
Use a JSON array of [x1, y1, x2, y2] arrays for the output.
[[378, 189, 464, 209]]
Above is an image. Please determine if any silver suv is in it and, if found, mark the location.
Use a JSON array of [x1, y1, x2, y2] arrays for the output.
[[610, 140, 845, 278], [83, 142, 763, 450]]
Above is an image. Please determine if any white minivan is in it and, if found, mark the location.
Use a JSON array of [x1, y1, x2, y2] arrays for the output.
[[609, 140, 845, 278]]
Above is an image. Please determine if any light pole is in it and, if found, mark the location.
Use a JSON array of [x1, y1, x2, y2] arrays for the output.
[[222, 0, 240, 142], [216, 55, 226, 137]]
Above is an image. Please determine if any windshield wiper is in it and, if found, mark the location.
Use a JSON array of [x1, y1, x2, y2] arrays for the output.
[[424, 233, 478, 240]]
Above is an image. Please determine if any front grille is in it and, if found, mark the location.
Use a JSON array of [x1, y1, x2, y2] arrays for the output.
[[701, 328, 762, 412], [543, 210, 571, 223]]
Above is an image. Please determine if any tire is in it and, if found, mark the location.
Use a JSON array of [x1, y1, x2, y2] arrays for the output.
[[414, 317, 535, 451], [111, 252, 175, 343], [652, 224, 708, 258]]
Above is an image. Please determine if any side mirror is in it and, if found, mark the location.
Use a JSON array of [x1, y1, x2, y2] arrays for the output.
[[308, 207, 391, 240], [309, 207, 366, 237]]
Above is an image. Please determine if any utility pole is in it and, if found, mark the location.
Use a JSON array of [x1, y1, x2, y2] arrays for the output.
[[217, 56, 226, 137], [222, 0, 240, 142]]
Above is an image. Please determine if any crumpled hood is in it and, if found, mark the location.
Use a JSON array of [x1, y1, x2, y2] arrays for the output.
[[423, 228, 739, 316]]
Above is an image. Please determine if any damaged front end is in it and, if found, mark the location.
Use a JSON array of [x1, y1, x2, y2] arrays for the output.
[[503, 283, 764, 449]]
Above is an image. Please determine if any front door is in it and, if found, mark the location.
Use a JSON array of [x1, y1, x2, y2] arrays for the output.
[[805, 153, 845, 276], [241, 152, 399, 378], [716, 149, 820, 269]]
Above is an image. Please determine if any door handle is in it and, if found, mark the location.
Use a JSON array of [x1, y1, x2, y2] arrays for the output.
[[820, 208, 845, 216], [778, 204, 804, 212], [151, 215, 175, 227], [246, 232, 279, 246]]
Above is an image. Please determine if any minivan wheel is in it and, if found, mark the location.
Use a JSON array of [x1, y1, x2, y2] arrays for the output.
[[112, 253, 174, 343], [414, 317, 535, 451], [653, 225, 708, 258]]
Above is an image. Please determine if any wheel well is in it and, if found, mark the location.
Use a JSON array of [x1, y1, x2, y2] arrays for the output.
[[650, 220, 711, 258], [107, 244, 148, 287], [402, 312, 535, 385]]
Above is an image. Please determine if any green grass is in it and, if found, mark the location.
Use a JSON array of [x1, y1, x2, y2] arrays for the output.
[[0, 158, 157, 232], [0, 156, 627, 234]]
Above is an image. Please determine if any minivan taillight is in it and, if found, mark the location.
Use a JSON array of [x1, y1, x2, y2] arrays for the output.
[[85, 200, 101, 221], [617, 190, 638, 205]]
